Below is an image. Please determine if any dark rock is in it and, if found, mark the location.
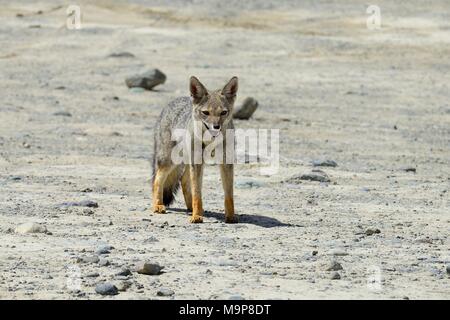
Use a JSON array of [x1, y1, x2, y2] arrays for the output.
[[365, 228, 381, 236], [403, 167, 416, 173], [116, 268, 132, 277], [77, 255, 100, 264], [53, 111, 72, 117], [156, 287, 174, 297], [330, 272, 341, 280], [135, 262, 163, 275], [233, 97, 258, 120], [125, 69, 166, 90], [85, 272, 100, 278], [60, 200, 98, 208], [312, 159, 337, 167], [95, 283, 118, 296], [285, 171, 330, 184], [446, 265, 450, 275], [326, 261, 343, 271], [108, 52, 135, 58]]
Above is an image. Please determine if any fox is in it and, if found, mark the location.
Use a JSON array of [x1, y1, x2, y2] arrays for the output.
[[151, 76, 239, 223]]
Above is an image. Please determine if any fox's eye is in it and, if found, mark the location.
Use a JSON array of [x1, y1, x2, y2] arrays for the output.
[[220, 110, 228, 116], [201, 110, 210, 116]]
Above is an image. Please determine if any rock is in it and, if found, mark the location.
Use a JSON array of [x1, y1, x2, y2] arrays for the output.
[[116, 268, 132, 277], [365, 228, 381, 236], [116, 281, 132, 292], [53, 111, 72, 117], [403, 167, 416, 173], [312, 159, 337, 167], [77, 255, 100, 264], [125, 69, 166, 90], [15, 222, 48, 234], [235, 179, 263, 189], [312, 250, 318, 256], [85, 272, 99, 278], [95, 283, 118, 296], [156, 287, 174, 297], [330, 272, 341, 280], [108, 52, 135, 58], [135, 262, 164, 275], [98, 258, 110, 266], [326, 261, 343, 271], [233, 97, 258, 120], [446, 265, 450, 275], [60, 200, 98, 208], [285, 171, 330, 184], [95, 244, 114, 255]]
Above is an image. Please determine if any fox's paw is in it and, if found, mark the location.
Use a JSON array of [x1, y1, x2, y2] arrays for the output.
[[225, 215, 238, 224], [189, 215, 203, 223], [153, 204, 166, 214]]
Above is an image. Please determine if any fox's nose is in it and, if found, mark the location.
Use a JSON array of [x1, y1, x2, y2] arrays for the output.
[[213, 124, 221, 130]]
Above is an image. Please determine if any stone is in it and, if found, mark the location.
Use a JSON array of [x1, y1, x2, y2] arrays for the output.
[[135, 262, 163, 275], [285, 171, 331, 184], [125, 69, 166, 90], [330, 272, 341, 280], [85, 272, 99, 278], [365, 228, 381, 236], [312, 159, 337, 167], [60, 200, 98, 208], [53, 111, 72, 117], [98, 258, 110, 266], [95, 244, 114, 255], [446, 265, 450, 275], [15, 222, 48, 234], [108, 52, 135, 58], [156, 287, 174, 297], [95, 283, 118, 296], [233, 97, 258, 120], [116, 268, 132, 277], [326, 261, 343, 271], [235, 179, 263, 189], [77, 255, 100, 264], [403, 167, 416, 173]]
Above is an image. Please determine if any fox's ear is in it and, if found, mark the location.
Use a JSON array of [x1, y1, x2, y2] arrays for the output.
[[222, 76, 238, 100], [190, 76, 207, 103]]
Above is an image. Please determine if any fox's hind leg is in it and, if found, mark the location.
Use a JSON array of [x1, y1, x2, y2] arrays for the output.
[[181, 165, 192, 212], [152, 165, 172, 213]]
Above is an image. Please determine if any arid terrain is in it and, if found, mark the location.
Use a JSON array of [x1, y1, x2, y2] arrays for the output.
[[0, 0, 449, 299]]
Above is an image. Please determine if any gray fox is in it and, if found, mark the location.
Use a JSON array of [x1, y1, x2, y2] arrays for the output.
[[151, 76, 239, 223]]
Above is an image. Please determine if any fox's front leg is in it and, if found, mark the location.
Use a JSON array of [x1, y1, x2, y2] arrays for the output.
[[189, 164, 204, 223], [220, 164, 237, 223]]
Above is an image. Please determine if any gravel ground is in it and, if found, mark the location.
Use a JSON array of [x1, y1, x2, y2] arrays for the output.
[[0, 0, 449, 299]]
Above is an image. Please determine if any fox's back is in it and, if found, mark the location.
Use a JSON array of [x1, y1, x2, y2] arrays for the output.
[[157, 96, 192, 132]]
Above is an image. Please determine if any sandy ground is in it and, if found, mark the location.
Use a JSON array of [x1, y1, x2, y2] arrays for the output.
[[0, 0, 449, 299]]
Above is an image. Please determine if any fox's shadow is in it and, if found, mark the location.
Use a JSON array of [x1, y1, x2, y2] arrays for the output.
[[169, 208, 293, 228]]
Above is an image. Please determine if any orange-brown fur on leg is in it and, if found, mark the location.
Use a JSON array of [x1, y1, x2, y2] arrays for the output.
[[189, 164, 203, 223], [220, 164, 237, 223]]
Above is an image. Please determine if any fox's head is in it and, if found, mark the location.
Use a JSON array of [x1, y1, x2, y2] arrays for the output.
[[189, 76, 238, 137]]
